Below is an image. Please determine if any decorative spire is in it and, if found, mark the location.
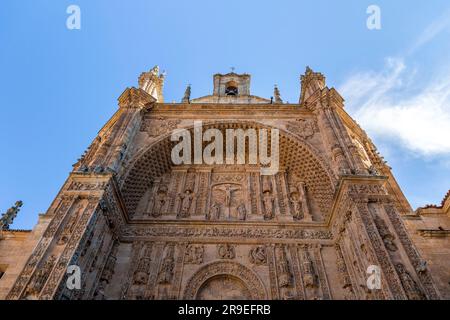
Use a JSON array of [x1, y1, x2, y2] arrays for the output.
[[274, 85, 283, 104], [138, 65, 165, 102], [118, 87, 155, 108], [299, 66, 326, 104], [182, 84, 191, 103], [0, 201, 23, 231]]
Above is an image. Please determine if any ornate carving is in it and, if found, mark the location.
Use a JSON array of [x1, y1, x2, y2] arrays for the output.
[[24, 255, 57, 297], [263, 192, 275, 220], [249, 246, 267, 265], [143, 118, 181, 137], [57, 204, 84, 245], [395, 263, 426, 300], [178, 190, 194, 218], [286, 119, 317, 139], [300, 249, 317, 288], [275, 246, 292, 288], [217, 243, 235, 259], [372, 214, 398, 252], [133, 245, 153, 285], [212, 174, 244, 183], [206, 202, 221, 220], [237, 203, 247, 220], [67, 181, 107, 191], [122, 225, 333, 240], [158, 244, 175, 284], [335, 244, 355, 299], [183, 261, 267, 300], [185, 244, 204, 265]]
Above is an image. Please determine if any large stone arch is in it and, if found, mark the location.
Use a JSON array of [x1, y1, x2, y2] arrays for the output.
[[120, 120, 336, 218], [183, 260, 268, 300]]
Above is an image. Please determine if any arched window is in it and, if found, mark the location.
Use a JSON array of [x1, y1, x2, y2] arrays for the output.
[[225, 81, 238, 96]]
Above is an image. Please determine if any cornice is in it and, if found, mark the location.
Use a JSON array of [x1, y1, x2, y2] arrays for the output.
[[144, 103, 313, 118]]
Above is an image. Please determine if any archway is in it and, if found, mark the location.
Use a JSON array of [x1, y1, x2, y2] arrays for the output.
[[183, 261, 267, 300]]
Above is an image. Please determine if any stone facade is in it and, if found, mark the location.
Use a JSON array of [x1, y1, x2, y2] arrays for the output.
[[0, 66, 448, 300]]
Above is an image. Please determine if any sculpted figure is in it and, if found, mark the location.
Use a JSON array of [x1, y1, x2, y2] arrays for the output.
[[275, 246, 291, 287], [302, 249, 317, 288], [237, 204, 247, 221], [217, 243, 235, 259], [207, 202, 221, 220], [290, 197, 304, 221], [263, 192, 275, 220], [158, 245, 175, 284], [185, 244, 204, 264], [249, 246, 267, 265], [152, 193, 167, 218], [178, 190, 194, 218]]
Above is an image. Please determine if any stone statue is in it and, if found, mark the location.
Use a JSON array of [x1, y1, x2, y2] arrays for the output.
[[207, 202, 221, 220], [185, 244, 204, 264], [217, 243, 235, 259], [237, 204, 247, 220], [158, 245, 175, 284], [273, 85, 283, 103], [178, 190, 194, 218], [263, 192, 275, 220], [1, 201, 23, 231], [182, 84, 191, 103], [223, 185, 239, 208], [290, 197, 304, 221], [275, 246, 291, 287], [302, 249, 317, 288], [153, 192, 167, 218]]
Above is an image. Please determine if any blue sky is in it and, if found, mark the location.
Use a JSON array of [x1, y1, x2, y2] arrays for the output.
[[1, 0, 449, 229]]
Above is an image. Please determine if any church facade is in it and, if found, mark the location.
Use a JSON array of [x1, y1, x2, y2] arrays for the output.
[[0, 67, 448, 300]]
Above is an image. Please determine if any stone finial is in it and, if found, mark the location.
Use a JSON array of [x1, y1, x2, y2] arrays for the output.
[[118, 87, 155, 109], [274, 85, 283, 104], [299, 66, 326, 104], [182, 84, 191, 103], [138, 65, 165, 102], [1, 201, 23, 231]]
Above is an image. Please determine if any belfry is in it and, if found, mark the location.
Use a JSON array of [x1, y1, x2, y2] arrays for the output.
[[0, 66, 448, 300]]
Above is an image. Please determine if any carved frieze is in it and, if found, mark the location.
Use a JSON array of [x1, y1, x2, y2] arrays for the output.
[[285, 118, 318, 139]]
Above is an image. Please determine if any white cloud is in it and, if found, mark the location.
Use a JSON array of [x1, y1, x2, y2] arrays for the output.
[[339, 58, 450, 156], [408, 8, 450, 55]]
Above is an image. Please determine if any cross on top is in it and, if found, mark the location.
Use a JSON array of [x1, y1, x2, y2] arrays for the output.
[[230, 67, 235, 73]]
